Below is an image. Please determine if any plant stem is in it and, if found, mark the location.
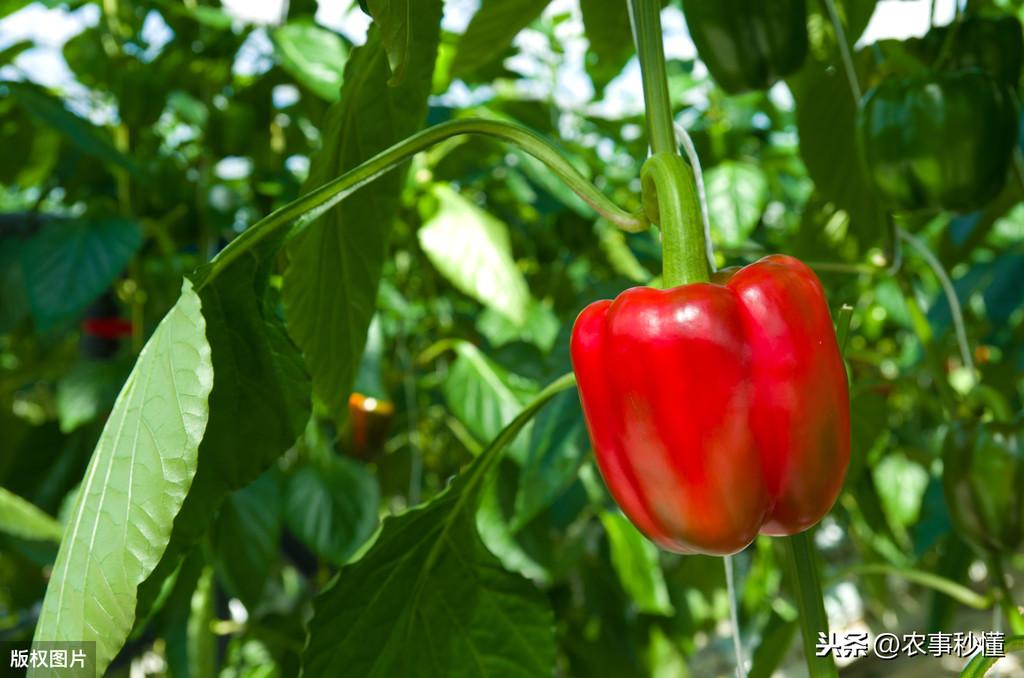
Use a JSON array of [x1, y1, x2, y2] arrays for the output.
[[784, 532, 838, 678], [898, 228, 976, 374], [989, 555, 1024, 635], [628, 0, 676, 156], [199, 118, 647, 289], [641, 154, 709, 286], [840, 563, 993, 610], [820, 0, 862, 101]]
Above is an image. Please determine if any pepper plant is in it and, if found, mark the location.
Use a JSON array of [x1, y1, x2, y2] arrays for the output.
[[3, 0, 1024, 677]]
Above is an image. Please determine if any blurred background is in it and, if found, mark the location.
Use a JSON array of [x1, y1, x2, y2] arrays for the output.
[[3, 0, 1024, 676]]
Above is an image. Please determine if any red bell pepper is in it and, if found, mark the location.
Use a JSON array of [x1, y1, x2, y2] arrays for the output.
[[571, 254, 849, 555]]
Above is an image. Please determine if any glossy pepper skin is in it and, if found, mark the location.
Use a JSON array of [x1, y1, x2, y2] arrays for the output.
[[857, 70, 1018, 212], [943, 421, 1024, 555], [681, 0, 808, 94], [571, 255, 849, 555]]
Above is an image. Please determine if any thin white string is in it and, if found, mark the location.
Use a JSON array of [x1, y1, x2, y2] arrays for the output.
[[674, 122, 716, 272], [725, 554, 747, 678]]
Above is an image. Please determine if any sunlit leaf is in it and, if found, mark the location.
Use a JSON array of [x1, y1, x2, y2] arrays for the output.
[[273, 20, 348, 101], [31, 280, 213, 676], [0, 487, 63, 542], [600, 511, 674, 616], [419, 185, 531, 326], [705, 161, 768, 246]]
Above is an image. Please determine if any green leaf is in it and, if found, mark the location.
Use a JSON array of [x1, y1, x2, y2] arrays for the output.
[[302, 375, 574, 677], [31, 280, 213, 676], [790, 55, 886, 245], [580, 0, 633, 95], [0, 486, 63, 542], [419, 185, 531, 326], [596, 218, 652, 283], [367, 0, 411, 85], [748, 611, 798, 678], [476, 299, 560, 352], [284, 455, 379, 566], [873, 452, 929, 531], [283, 5, 441, 423], [514, 389, 585, 528], [705, 161, 768, 246], [55, 359, 130, 433], [136, 243, 309, 621], [211, 471, 282, 608], [452, 0, 550, 76], [19, 217, 142, 332], [442, 341, 538, 461], [272, 20, 348, 101], [599, 511, 674, 616], [7, 82, 140, 176]]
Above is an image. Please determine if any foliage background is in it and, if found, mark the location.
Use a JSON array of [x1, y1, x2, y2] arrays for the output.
[[1, 0, 1024, 676]]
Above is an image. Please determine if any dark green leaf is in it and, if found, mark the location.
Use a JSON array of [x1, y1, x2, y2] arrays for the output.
[[211, 471, 282, 608], [7, 82, 140, 176], [284, 455, 379, 565], [302, 375, 573, 677], [19, 217, 141, 332], [283, 4, 441, 423], [748, 611, 798, 678], [367, 0, 412, 85], [600, 511, 674, 616], [452, 0, 549, 77], [791, 54, 885, 246], [580, 0, 633, 95]]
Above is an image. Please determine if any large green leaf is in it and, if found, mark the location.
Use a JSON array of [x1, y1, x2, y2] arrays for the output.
[[211, 470, 282, 608], [442, 341, 538, 461], [31, 280, 213, 676], [419, 185, 531, 326], [7, 82, 140, 175], [301, 375, 573, 677], [272, 20, 348, 101], [579, 0, 633, 95], [135, 244, 309, 621], [599, 511, 674, 616], [791, 54, 886, 245], [283, 4, 441, 423], [0, 486, 63, 542], [514, 389, 586, 528], [19, 217, 142, 332], [367, 0, 411, 85], [452, 0, 549, 76], [705, 161, 768, 247], [284, 455, 379, 566]]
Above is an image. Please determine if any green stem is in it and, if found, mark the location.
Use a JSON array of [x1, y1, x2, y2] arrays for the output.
[[628, 0, 676, 156], [199, 118, 647, 289], [989, 555, 1024, 635], [840, 563, 993, 610], [820, 0, 862, 101], [784, 532, 838, 678], [960, 635, 1024, 678], [898, 228, 976, 374], [641, 153, 709, 286]]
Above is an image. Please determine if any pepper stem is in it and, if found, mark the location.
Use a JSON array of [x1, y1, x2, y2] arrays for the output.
[[642, 154, 710, 286], [629, 0, 709, 288], [784, 532, 839, 678]]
